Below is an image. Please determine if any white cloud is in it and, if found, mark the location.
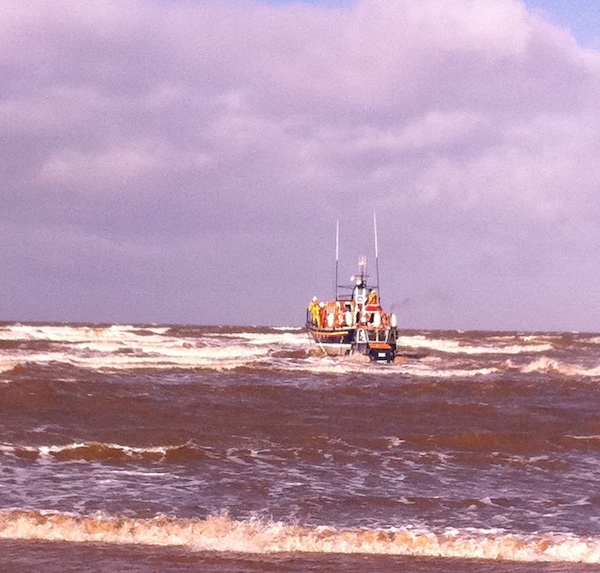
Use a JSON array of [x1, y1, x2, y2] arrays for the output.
[[37, 140, 213, 189], [2, 0, 600, 328]]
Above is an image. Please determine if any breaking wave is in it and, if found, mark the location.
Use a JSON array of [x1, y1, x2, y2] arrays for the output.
[[3, 323, 599, 380], [397, 335, 553, 356], [0, 511, 599, 563], [519, 358, 600, 377], [0, 441, 215, 464]]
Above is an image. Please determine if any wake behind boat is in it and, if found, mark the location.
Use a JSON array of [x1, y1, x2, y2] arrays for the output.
[[305, 218, 398, 363]]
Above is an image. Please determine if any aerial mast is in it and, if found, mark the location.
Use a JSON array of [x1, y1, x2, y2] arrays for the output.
[[334, 220, 339, 300], [374, 212, 380, 300]]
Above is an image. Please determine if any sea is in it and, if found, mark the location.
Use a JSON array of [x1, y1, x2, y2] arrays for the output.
[[1, 322, 600, 572]]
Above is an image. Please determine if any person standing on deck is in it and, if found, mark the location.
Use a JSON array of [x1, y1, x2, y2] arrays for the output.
[[308, 297, 320, 326]]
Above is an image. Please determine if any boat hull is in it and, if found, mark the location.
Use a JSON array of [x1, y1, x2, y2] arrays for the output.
[[356, 340, 396, 363], [306, 324, 397, 362], [307, 326, 355, 356]]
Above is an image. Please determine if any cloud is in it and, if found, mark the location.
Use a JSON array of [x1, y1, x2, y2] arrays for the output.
[[2, 0, 600, 329]]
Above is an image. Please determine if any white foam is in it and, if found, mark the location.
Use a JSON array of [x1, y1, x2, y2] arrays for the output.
[[0, 441, 190, 462], [221, 330, 308, 346], [1, 511, 600, 563], [0, 323, 591, 377], [399, 335, 552, 355], [404, 365, 498, 378], [520, 358, 600, 377], [0, 324, 307, 372], [0, 324, 130, 343], [0, 358, 19, 374]]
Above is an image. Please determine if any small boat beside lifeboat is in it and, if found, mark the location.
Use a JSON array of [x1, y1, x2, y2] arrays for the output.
[[305, 219, 398, 363]]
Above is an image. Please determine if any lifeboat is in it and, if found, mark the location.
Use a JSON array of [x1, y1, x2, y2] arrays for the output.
[[305, 218, 398, 363]]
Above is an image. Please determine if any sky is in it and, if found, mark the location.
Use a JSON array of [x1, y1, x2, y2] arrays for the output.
[[2, 0, 600, 331]]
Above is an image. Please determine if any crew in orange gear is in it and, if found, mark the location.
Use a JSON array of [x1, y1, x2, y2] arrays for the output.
[[308, 297, 320, 325], [367, 290, 378, 306]]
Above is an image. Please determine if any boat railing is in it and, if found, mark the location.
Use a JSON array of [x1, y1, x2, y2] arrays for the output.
[[336, 294, 353, 302], [365, 325, 397, 343]]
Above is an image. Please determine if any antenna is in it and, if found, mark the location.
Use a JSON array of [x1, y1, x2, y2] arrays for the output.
[[374, 213, 380, 299], [334, 220, 339, 300]]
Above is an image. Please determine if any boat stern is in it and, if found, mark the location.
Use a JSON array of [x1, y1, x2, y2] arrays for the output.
[[366, 341, 395, 363]]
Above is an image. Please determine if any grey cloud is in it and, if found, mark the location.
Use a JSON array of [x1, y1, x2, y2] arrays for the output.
[[2, 0, 600, 329]]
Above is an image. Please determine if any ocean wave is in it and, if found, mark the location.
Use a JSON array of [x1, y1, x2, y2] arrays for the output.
[[0, 359, 20, 375], [519, 358, 600, 377], [1, 346, 275, 374], [398, 335, 553, 356], [401, 363, 499, 378], [220, 331, 308, 346], [0, 324, 134, 343], [0, 353, 494, 378], [2, 323, 597, 379], [0, 441, 217, 464], [0, 511, 599, 563], [0, 323, 311, 373]]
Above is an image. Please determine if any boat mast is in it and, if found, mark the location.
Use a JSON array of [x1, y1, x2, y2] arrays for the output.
[[334, 219, 339, 300], [373, 212, 380, 299]]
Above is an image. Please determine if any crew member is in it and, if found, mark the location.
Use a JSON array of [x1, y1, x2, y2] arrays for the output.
[[308, 297, 320, 325], [367, 290, 378, 306]]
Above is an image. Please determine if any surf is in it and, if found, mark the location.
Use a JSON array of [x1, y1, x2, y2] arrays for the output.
[[0, 511, 599, 563]]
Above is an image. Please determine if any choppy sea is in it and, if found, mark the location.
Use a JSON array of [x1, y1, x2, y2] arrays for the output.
[[1, 322, 600, 572]]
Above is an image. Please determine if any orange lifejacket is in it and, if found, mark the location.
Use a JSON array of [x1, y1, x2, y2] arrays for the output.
[[367, 290, 378, 305]]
